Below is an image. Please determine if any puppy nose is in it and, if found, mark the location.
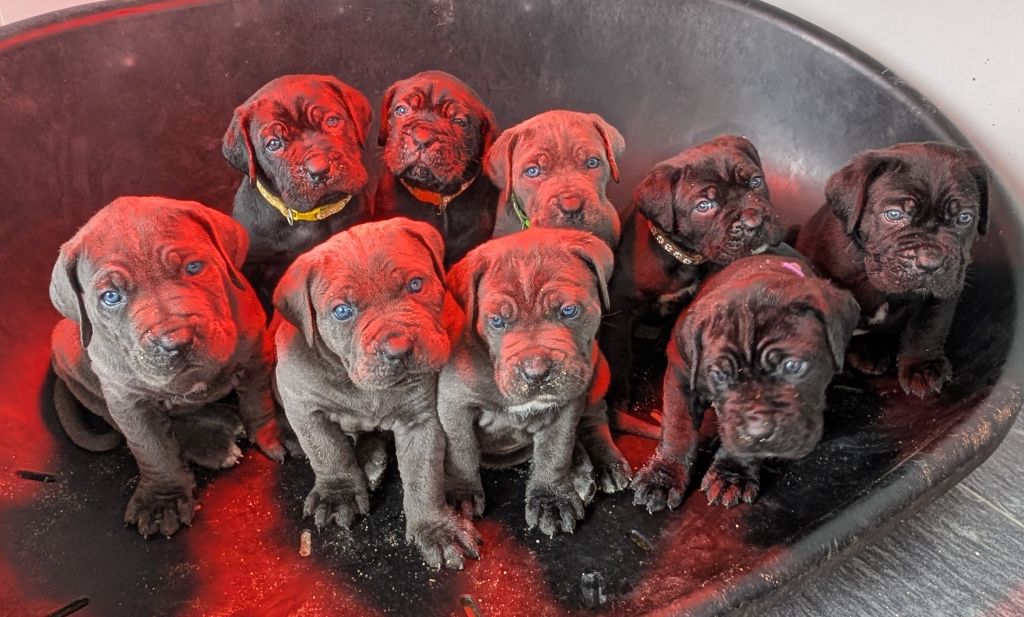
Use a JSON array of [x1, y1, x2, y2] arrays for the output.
[[381, 333, 413, 363], [744, 410, 775, 440], [914, 247, 947, 273], [520, 356, 553, 385], [738, 208, 765, 231], [150, 326, 194, 356], [411, 125, 437, 148], [304, 154, 331, 183], [552, 194, 585, 218]]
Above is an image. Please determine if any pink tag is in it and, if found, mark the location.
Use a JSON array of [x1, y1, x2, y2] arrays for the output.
[[781, 261, 806, 278]]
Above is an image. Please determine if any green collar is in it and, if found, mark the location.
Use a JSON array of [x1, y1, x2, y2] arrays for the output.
[[509, 193, 531, 230]]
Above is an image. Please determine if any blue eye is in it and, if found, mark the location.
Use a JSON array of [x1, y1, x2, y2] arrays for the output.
[[452, 117, 468, 128], [325, 115, 341, 127], [407, 277, 424, 293], [488, 315, 507, 330], [883, 209, 904, 222], [749, 176, 765, 189], [709, 367, 730, 386], [585, 157, 601, 169], [185, 261, 203, 275], [782, 359, 808, 376], [524, 166, 541, 178], [956, 211, 974, 225], [100, 290, 122, 307], [266, 138, 283, 152], [695, 199, 717, 213], [394, 105, 409, 116], [332, 304, 355, 321], [559, 304, 580, 319]]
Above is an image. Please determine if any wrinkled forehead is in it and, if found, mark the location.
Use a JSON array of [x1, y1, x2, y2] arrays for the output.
[[869, 160, 980, 205], [313, 242, 435, 295], [480, 252, 594, 303], [77, 217, 210, 282], [250, 87, 343, 125], [680, 148, 762, 186], [394, 76, 483, 110], [702, 296, 826, 356], [513, 121, 603, 162]]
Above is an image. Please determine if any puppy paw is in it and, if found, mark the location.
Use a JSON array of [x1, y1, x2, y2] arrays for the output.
[[846, 337, 893, 375], [631, 458, 687, 513], [445, 481, 485, 519], [700, 459, 759, 508], [525, 482, 586, 537], [408, 515, 482, 571], [898, 354, 952, 398], [594, 456, 633, 494], [302, 478, 370, 530], [176, 410, 245, 470], [249, 420, 286, 462], [355, 433, 389, 492], [124, 483, 195, 538]]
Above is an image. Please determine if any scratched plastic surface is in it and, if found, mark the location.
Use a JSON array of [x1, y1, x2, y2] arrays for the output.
[[0, 1, 1021, 615]]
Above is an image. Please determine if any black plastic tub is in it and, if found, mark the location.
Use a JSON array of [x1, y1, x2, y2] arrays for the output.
[[0, 1, 1020, 615]]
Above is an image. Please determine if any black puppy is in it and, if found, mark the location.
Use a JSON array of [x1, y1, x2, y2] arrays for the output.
[[603, 135, 784, 414], [223, 74, 373, 302], [374, 70, 499, 267], [632, 255, 859, 511], [796, 142, 989, 397]]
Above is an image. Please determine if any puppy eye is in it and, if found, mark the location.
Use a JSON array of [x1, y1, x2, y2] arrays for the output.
[[332, 304, 356, 322], [185, 261, 204, 276], [394, 105, 409, 116], [694, 199, 717, 213], [749, 176, 765, 189], [100, 290, 123, 307], [782, 359, 808, 376], [709, 367, 731, 386], [407, 277, 424, 293], [488, 315, 507, 330], [883, 209, 905, 222], [956, 211, 975, 226], [266, 138, 283, 152], [524, 165, 542, 178], [585, 156, 601, 169], [325, 115, 341, 128], [559, 304, 581, 319], [452, 117, 468, 128]]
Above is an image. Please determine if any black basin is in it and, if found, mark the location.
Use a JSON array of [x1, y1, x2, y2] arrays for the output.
[[0, 1, 1020, 615]]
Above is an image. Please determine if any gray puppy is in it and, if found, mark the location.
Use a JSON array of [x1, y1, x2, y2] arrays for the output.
[[632, 254, 859, 512], [437, 228, 630, 537], [273, 217, 480, 570], [50, 197, 283, 538]]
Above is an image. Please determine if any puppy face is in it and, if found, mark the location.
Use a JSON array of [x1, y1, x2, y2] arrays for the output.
[[274, 219, 449, 390], [447, 229, 613, 407], [378, 70, 496, 193], [485, 111, 624, 247], [634, 135, 783, 264], [223, 74, 372, 212], [49, 198, 250, 393], [826, 142, 989, 298], [676, 264, 859, 459]]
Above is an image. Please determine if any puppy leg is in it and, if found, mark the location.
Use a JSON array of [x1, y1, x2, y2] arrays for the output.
[[354, 431, 389, 491], [600, 307, 634, 413], [569, 441, 597, 505], [632, 368, 703, 513], [577, 400, 632, 493], [173, 404, 244, 469], [700, 448, 761, 508], [437, 399, 485, 519], [846, 332, 896, 375], [394, 416, 481, 571], [236, 335, 286, 461], [526, 400, 587, 537], [897, 298, 956, 397]]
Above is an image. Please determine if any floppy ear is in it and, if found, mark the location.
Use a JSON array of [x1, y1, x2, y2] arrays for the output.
[[589, 114, 625, 183], [673, 312, 704, 392], [964, 150, 990, 235], [222, 106, 257, 184], [445, 251, 489, 331], [182, 204, 250, 291], [825, 149, 902, 239], [399, 219, 447, 285], [567, 232, 614, 310], [376, 83, 398, 148], [478, 106, 499, 153], [325, 77, 372, 149], [50, 237, 92, 348], [484, 129, 519, 209], [795, 282, 861, 371], [273, 253, 321, 350], [634, 162, 683, 232]]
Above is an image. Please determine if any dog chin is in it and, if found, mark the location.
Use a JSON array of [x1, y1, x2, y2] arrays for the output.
[[866, 262, 965, 298], [504, 396, 562, 419], [399, 161, 466, 193]]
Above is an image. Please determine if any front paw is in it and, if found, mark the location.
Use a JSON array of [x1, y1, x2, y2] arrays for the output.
[[700, 458, 759, 507], [408, 515, 482, 571], [445, 481, 485, 519], [594, 455, 633, 494], [302, 478, 370, 530], [249, 419, 286, 462], [846, 336, 893, 375], [631, 457, 688, 513], [124, 482, 196, 538], [898, 354, 952, 398], [525, 481, 586, 537]]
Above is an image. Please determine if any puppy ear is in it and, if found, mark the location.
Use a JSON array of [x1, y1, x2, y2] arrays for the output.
[[795, 283, 861, 371], [273, 253, 320, 349], [325, 77, 372, 149], [183, 204, 250, 291], [964, 150, 990, 235], [674, 313, 704, 391], [50, 238, 92, 348], [484, 129, 520, 209], [634, 163, 683, 232], [479, 107, 499, 153], [567, 232, 615, 310], [825, 149, 902, 239], [589, 114, 625, 183], [399, 219, 447, 285], [377, 83, 397, 148], [222, 106, 257, 185], [445, 252, 488, 329]]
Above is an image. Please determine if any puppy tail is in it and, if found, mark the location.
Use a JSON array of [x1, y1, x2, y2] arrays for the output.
[[53, 378, 124, 452], [610, 410, 662, 440]]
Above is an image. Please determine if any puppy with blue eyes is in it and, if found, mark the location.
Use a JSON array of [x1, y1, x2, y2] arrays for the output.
[[632, 254, 859, 511], [273, 217, 480, 570]]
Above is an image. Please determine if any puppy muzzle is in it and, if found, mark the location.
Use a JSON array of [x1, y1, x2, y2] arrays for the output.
[[715, 397, 823, 459], [868, 239, 967, 298], [495, 348, 591, 404]]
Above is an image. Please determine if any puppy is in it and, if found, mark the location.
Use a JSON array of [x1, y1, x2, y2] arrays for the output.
[[49, 197, 283, 537], [632, 255, 859, 511], [223, 74, 373, 302], [437, 228, 631, 537], [273, 218, 479, 570], [484, 110, 624, 248], [374, 70, 499, 267], [603, 135, 784, 414], [796, 142, 989, 397]]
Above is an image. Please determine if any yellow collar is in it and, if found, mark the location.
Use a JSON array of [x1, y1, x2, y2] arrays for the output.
[[255, 180, 353, 226], [648, 220, 707, 266], [399, 174, 477, 212]]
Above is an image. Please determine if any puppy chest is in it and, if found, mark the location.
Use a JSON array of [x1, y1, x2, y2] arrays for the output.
[[475, 406, 557, 455]]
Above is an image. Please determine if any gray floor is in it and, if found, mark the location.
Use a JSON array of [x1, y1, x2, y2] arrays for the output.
[[765, 414, 1024, 617]]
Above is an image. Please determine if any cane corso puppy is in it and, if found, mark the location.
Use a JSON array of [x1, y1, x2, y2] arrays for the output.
[[437, 228, 631, 537], [223, 74, 373, 302], [49, 197, 284, 537], [374, 70, 499, 267], [602, 135, 784, 415], [632, 255, 859, 511], [796, 142, 989, 397], [484, 110, 624, 248], [274, 218, 480, 570]]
